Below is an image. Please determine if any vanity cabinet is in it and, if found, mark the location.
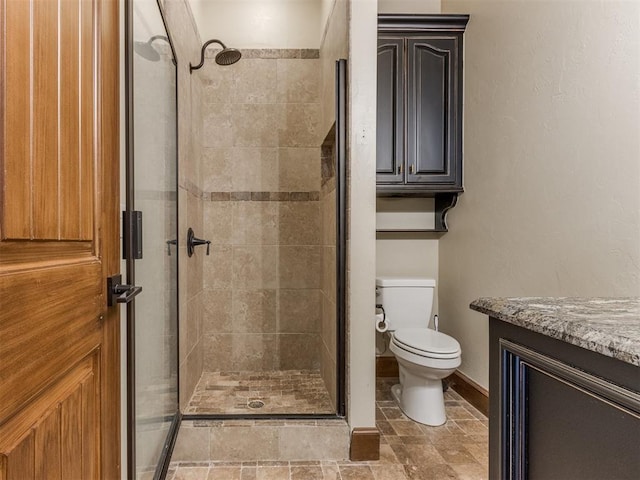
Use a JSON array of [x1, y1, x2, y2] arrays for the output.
[[489, 320, 640, 480], [376, 15, 469, 197]]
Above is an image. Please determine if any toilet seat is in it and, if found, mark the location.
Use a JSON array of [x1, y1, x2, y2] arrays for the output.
[[392, 328, 461, 359]]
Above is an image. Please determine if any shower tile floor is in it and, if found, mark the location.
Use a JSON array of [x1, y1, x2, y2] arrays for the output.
[[170, 377, 488, 479], [185, 370, 335, 415]]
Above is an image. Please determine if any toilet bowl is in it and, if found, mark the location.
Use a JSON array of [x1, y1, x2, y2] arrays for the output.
[[376, 277, 462, 426], [389, 328, 461, 426]]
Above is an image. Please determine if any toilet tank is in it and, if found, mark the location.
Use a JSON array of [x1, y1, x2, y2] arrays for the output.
[[376, 277, 436, 330]]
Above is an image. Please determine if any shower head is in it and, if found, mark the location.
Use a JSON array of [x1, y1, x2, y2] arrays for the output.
[[215, 47, 242, 66], [133, 35, 171, 62], [190, 39, 242, 73], [134, 40, 161, 62]]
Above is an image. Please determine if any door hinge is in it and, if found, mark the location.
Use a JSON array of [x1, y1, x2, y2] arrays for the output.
[[122, 210, 143, 260]]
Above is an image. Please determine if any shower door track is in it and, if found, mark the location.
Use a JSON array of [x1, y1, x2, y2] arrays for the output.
[[182, 413, 345, 421]]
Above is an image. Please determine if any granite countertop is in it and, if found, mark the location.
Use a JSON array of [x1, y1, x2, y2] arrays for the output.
[[470, 297, 640, 367]]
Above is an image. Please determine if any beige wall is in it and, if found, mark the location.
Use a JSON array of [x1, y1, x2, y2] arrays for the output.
[[439, 0, 640, 390], [347, 0, 378, 430], [378, 0, 440, 14], [188, 0, 322, 49], [374, 0, 442, 354]]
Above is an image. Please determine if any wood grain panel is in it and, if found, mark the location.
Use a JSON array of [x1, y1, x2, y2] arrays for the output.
[[61, 386, 82, 479], [32, 0, 60, 239], [0, 240, 93, 269], [98, 0, 121, 476], [3, 432, 35, 480], [81, 371, 99, 479], [60, 0, 81, 240], [2, 0, 95, 243], [0, 355, 99, 480], [2, 0, 31, 239], [0, 261, 102, 424], [35, 405, 62, 479], [79, 0, 95, 240]]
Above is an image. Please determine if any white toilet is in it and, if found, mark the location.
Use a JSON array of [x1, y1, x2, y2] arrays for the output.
[[376, 277, 461, 426]]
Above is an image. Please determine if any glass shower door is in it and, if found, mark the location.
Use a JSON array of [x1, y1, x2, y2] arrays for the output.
[[127, 0, 178, 477]]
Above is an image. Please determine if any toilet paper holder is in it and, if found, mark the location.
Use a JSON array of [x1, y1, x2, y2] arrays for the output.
[[375, 304, 388, 333]]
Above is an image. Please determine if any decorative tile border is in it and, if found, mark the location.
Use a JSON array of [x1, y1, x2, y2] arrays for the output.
[[205, 48, 320, 60], [206, 191, 320, 202]]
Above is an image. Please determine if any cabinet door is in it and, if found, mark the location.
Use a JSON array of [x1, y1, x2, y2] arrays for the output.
[[376, 38, 404, 184], [407, 37, 461, 187]]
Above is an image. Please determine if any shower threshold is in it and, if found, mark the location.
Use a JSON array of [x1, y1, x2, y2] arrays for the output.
[[185, 370, 335, 415]]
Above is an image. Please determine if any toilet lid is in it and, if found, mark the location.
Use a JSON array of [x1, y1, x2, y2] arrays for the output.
[[393, 328, 461, 357]]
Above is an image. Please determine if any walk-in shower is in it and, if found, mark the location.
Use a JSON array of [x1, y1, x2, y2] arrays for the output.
[[126, 0, 347, 474], [181, 44, 346, 419]]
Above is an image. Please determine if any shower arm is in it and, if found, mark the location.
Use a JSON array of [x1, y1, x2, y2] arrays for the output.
[[190, 39, 226, 73]]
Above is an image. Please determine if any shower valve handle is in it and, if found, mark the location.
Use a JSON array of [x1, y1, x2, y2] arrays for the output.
[[187, 228, 211, 257]]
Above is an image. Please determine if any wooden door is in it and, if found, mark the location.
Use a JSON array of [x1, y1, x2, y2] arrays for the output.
[[0, 0, 120, 478]]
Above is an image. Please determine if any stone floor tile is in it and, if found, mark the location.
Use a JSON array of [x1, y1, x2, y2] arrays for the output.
[[188, 370, 334, 415], [434, 445, 479, 465], [377, 444, 400, 464], [339, 465, 376, 480], [455, 420, 489, 437], [389, 420, 425, 437], [462, 442, 489, 467], [290, 465, 323, 479], [380, 407, 405, 420], [255, 465, 290, 479], [388, 443, 413, 465], [169, 375, 488, 479], [404, 463, 459, 480], [370, 464, 409, 480], [445, 405, 477, 420], [320, 462, 340, 480], [404, 443, 447, 465], [451, 462, 489, 480]]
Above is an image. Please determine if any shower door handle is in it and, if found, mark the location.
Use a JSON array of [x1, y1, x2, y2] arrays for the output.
[[107, 274, 143, 307]]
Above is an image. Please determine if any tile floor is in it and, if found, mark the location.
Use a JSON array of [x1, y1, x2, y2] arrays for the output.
[[185, 370, 334, 415], [169, 377, 488, 479]]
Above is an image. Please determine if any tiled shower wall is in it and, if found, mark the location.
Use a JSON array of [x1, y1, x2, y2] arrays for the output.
[[196, 49, 324, 373], [320, 139, 337, 407], [162, 0, 204, 407]]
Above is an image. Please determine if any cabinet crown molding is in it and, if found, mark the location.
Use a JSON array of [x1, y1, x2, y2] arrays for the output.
[[378, 14, 470, 33]]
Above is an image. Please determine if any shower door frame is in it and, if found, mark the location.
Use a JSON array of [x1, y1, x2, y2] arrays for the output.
[[124, 0, 181, 477], [181, 59, 349, 422]]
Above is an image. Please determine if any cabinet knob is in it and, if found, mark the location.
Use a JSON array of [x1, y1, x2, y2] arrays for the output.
[[409, 164, 414, 174], [398, 164, 402, 174]]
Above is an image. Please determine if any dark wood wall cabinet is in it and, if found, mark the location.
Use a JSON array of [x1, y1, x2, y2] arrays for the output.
[[377, 15, 469, 230]]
